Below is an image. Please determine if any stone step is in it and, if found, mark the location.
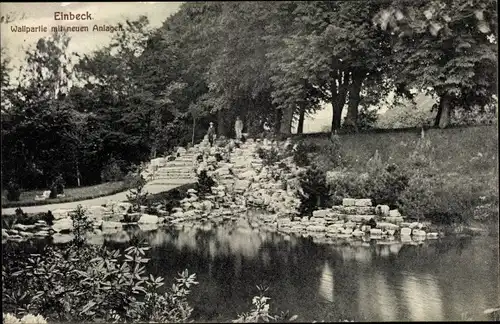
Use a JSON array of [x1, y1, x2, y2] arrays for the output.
[[156, 168, 194, 173], [149, 180, 197, 186], [154, 170, 195, 175], [160, 164, 194, 169], [331, 206, 376, 215], [164, 162, 193, 167], [156, 175, 196, 179]]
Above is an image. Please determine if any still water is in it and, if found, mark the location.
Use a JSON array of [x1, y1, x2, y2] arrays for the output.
[[4, 215, 500, 322]]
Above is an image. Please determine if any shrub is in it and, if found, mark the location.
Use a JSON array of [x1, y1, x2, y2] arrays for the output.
[[328, 172, 370, 206], [233, 286, 297, 323], [257, 143, 293, 167], [49, 175, 65, 199], [312, 135, 345, 171], [292, 141, 312, 167], [365, 163, 410, 208], [6, 181, 22, 201], [69, 205, 94, 246], [398, 175, 484, 225], [197, 170, 216, 197], [327, 152, 410, 208], [2, 240, 199, 323], [126, 170, 149, 212], [44, 211, 54, 226], [298, 165, 330, 217], [123, 171, 142, 188], [101, 158, 125, 182], [257, 147, 282, 166]]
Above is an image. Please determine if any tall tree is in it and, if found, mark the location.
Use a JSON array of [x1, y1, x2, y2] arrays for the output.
[[374, 0, 498, 128]]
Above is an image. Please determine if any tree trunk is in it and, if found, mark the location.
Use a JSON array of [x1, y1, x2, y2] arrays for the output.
[[191, 117, 196, 146], [437, 94, 452, 129], [345, 70, 364, 132], [297, 104, 306, 134], [434, 103, 442, 127], [151, 145, 157, 159], [330, 70, 350, 132], [75, 160, 81, 187], [279, 107, 294, 135], [275, 107, 283, 134]]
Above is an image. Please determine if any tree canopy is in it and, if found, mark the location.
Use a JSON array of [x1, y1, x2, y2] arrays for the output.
[[2, 0, 497, 191]]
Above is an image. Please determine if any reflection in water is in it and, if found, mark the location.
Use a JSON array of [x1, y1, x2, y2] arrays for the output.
[[3, 216, 498, 322], [319, 261, 334, 302], [402, 273, 444, 321], [374, 271, 398, 321]]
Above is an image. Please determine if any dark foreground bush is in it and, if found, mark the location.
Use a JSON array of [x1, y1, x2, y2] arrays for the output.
[[5, 181, 22, 201], [298, 165, 330, 217], [2, 205, 297, 323], [197, 170, 216, 197]]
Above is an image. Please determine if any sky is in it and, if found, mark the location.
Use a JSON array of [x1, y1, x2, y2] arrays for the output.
[[0, 2, 182, 68]]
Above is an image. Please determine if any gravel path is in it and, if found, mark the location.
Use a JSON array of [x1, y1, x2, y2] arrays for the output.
[[1, 181, 195, 215]]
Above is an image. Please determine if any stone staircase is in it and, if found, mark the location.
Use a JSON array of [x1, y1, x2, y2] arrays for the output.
[[145, 150, 198, 186]]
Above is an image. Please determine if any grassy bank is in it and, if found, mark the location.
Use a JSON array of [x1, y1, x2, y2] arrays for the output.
[[296, 125, 497, 174], [291, 125, 498, 227], [1, 181, 133, 209]]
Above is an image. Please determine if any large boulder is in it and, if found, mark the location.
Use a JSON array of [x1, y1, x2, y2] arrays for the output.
[[138, 214, 159, 224], [389, 209, 402, 217], [52, 209, 74, 220], [52, 218, 73, 232], [234, 180, 251, 191], [354, 199, 372, 207], [52, 233, 74, 244], [342, 198, 356, 206], [88, 206, 108, 220]]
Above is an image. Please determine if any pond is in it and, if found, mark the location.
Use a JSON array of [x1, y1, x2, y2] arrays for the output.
[[3, 214, 499, 322]]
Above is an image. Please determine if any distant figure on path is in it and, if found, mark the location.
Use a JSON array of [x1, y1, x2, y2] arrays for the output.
[[207, 122, 216, 147], [235, 116, 243, 140]]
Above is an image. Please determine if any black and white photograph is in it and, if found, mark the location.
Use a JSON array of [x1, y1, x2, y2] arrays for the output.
[[1, 1, 498, 322]]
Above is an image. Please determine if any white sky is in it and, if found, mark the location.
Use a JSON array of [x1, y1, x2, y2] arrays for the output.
[[1, 2, 182, 70]]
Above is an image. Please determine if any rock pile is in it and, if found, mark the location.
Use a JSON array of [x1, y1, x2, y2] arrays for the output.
[[267, 198, 441, 241]]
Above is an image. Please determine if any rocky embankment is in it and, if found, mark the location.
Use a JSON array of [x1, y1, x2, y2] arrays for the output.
[[0, 137, 465, 244]]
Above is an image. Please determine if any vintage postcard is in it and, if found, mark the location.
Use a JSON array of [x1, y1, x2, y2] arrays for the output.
[[1, 1, 498, 323]]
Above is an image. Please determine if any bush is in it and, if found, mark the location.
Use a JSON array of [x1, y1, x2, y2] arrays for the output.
[[257, 143, 293, 167], [234, 286, 297, 323], [49, 175, 65, 199], [6, 181, 22, 201], [292, 141, 312, 167], [398, 175, 484, 225], [197, 170, 216, 197], [69, 205, 94, 245], [2, 241, 199, 322], [328, 172, 370, 206], [101, 158, 125, 182], [126, 169, 149, 212], [298, 165, 330, 217], [257, 147, 282, 166], [364, 154, 410, 208], [311, 135, 345, 172]]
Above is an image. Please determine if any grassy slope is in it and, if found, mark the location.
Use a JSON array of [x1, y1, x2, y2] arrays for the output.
[[1, 181, 132, 208], [299, 125, 498, 228], [300, 125, 497, 176]]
